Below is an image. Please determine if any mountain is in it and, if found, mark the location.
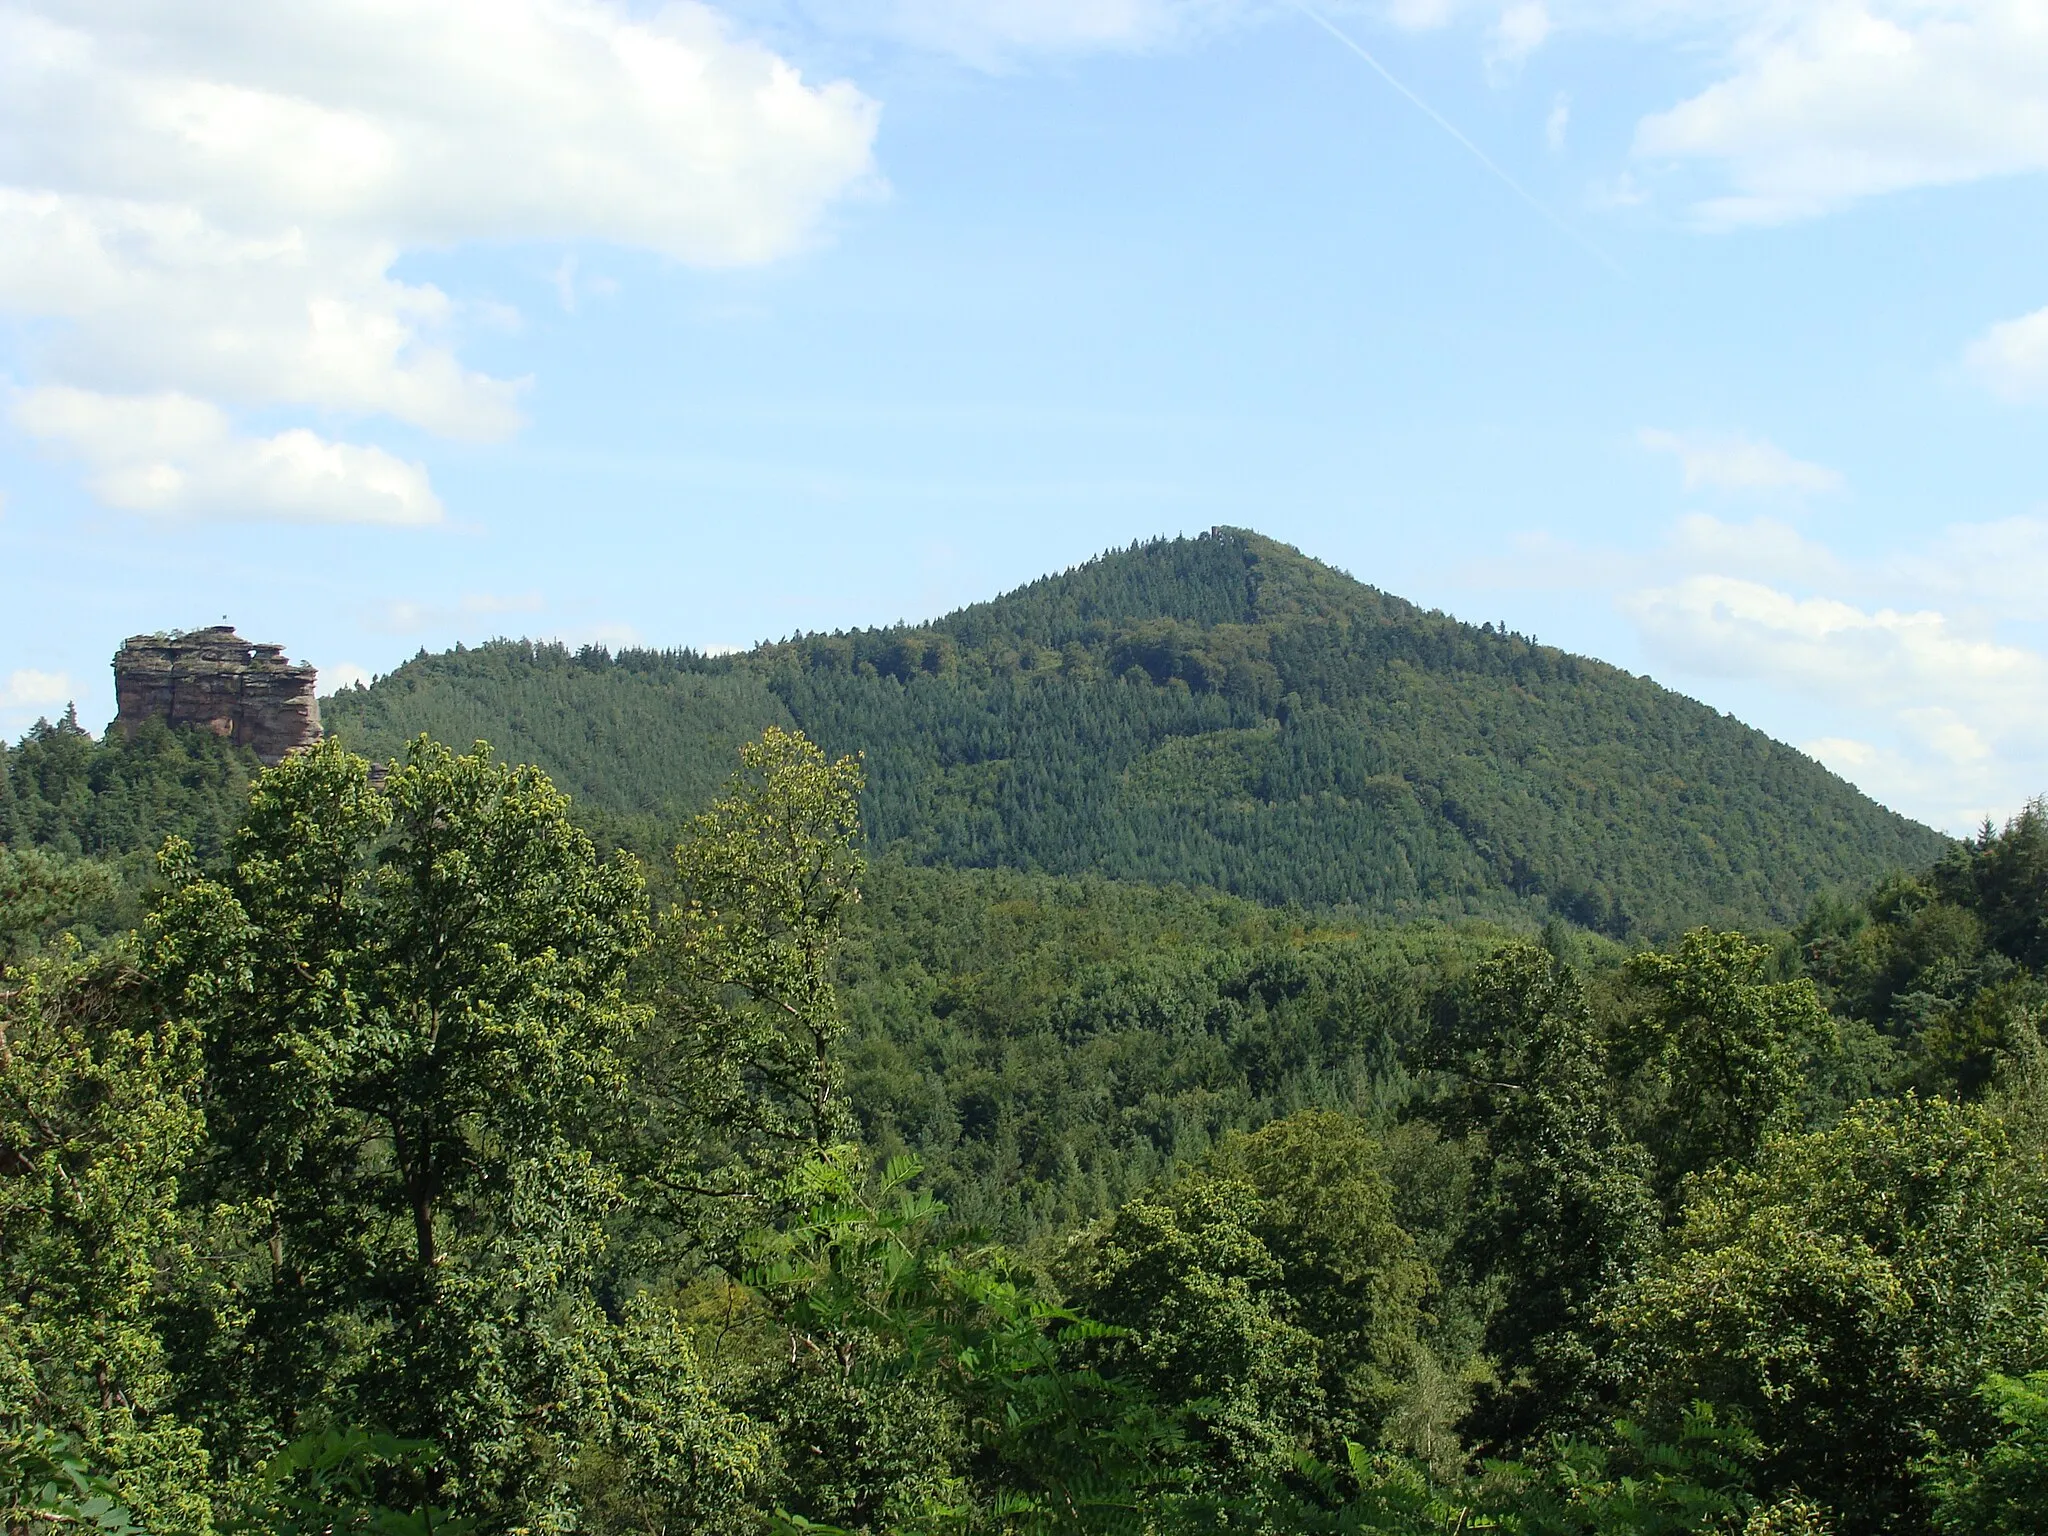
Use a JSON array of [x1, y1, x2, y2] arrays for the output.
[[319, 529, 1945, 937]]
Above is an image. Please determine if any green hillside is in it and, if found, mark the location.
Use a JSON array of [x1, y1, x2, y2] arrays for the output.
[[323, 529, 1943, 936]]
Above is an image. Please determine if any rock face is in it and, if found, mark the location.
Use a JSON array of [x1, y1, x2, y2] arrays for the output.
[[112, 626, 322, 765]]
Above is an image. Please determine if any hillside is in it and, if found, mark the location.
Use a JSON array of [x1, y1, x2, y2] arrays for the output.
[[317, 530, 1945, 936]]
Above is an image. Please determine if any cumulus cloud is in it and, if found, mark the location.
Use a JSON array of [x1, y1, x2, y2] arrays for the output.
[[788, 0, 1241, 58], [0, 0, 881, 519], [1639, 428, 1845, 494], [12, 387, 442, 525], [1473, 503, 2048, 827], [1964, 304, 2048, 403], [1, 668, 70, 710], [1625, 576, 2038, 709], [0, 192, 526, 443], [1633, 1, 2048, 226], [1487, 0, 1551, 67], [1624, 571, 2048, 826]]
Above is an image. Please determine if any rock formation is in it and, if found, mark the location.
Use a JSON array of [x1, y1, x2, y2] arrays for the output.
[[112, 626, 322, 765]]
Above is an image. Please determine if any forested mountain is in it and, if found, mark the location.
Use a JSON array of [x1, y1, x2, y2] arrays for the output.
[[323, 528, 1943, 936]]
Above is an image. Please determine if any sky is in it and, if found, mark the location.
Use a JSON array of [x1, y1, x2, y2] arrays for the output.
[[3, 0, 2047, 836]]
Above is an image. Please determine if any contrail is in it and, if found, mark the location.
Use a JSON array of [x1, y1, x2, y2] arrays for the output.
[[1287, 1, 1625, 277]]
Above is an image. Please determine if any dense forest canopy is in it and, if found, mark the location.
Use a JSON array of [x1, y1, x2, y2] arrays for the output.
[[317, 530, 1946, 939], [4, 530, 2040, 1535], [6, 713, 2047, 1535]]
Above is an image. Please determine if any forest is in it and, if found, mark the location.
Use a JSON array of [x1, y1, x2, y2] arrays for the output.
[[316, 531, 1944, 939], [5, 706, 2047, 1535]]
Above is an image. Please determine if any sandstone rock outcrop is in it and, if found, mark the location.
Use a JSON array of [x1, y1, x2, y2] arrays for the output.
[[112, 626, 322, 765]]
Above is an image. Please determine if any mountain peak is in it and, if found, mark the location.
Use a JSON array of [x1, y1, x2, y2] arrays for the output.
[[325, 531, 1946, 938]]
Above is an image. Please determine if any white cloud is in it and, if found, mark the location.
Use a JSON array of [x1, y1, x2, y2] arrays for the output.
[[1964, 304, 2048, 403], [1880, 514, 2048, 621], [1625, 576, 2030, 706], [1487, 0, 1551, 67], [1472, 504, 2048, 827], [1383, 0, 1465, 29], [1587, 171, 1651, 209], [0, 190, 527, 441], [1624, 571, 2048, 825], [1545, 92, 1571, 151], [376, 591, 548, 632], [794, 0, 1239, 58], [1633, 1, 2048, 226], [12, 387, 442, 525], [1639, 427, 1845, 494], [0, 0, 881, 518], [1, 668, 70, 709], [1799, 733, 1996, 824], [1667, 512, 1841, 581], [323, 662, 375, 693]]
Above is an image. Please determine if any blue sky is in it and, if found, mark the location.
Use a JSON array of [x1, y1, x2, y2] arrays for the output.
[[3, 0, 2047, 834]]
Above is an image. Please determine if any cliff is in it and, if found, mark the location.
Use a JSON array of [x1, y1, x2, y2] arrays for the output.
[[112, 626, 322, 765]]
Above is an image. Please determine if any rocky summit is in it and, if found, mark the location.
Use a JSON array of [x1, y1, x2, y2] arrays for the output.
[[112, 626, 322, 765]]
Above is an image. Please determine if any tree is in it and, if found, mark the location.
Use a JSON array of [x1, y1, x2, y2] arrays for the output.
[[1921, 1371, 2048, 1536], [1619, 931, 1832, 1196], [1431, 946, 1658, 1449], [746, 1146, 1189, 1536], [146, 737, 651, 1513], [1209, 1112, 1432, 1452], [632, 728, 866, 1242], [0, 851, 117, 961], [1605, 1095, 2048, 1532], [1, 1426, 143, 1536], [567, 1292, 778, 1536], [1937, 799, 2048, 972], [1058, 1168, 1326, 1499], [0, 949, 215, 1533]]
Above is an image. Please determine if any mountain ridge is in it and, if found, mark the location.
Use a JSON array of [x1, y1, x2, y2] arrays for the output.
[[322, 528, 1947, 936]]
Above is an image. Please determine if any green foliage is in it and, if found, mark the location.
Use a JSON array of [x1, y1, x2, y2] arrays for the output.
[[234, 1428, 471, 1536], [1919, 1371, 2048, 1536], [1619, 931, 1834, 1195], [634, 726, 867, 1224], [1605, 1096, 2048, 1532], [1484, 1407, 1763, 1536], [745, 1149, 976, 1531], [839, 860, 1507, 1242], [1047, 1112, 1434, 1505], [568, 1289, 777, 1536], [1185, 1403, 1774, 1535], [1804, 804, 2048, 1099], [0, 850, 118, 960], [1, 1428, 142, 1536], [3, 714, 258, 869], [311, 530, 1944, 940], [318, 642, 791, 865], [1210, 1113, 1434, 1447], [8, 659, 2041, 1536], [1059, 1170, 1325, 1497], [144, 737, 651, 1514], [748, 1147, 1190, 1535], [1430, 945, 1659, 1447], [1937, 800, 2048, 972], [0, 950, 216, 1533]]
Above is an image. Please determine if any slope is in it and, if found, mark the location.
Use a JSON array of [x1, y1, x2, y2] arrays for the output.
[[320, 529, 1949, 936]]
